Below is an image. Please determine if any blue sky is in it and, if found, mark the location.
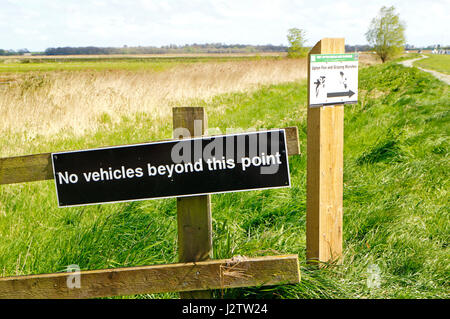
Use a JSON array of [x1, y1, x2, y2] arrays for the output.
[[1, 0, 449, 51]]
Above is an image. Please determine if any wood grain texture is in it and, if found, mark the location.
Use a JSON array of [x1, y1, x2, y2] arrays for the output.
[[173, 107, 212, 299], [284, 126, 300, 157], [0, 153, 53, 185], [306, 38, 344, 264], [0, 128, 299, 186], [0, 255, 300, 299]]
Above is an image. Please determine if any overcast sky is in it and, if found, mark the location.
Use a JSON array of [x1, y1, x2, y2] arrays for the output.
[[1, 0, 449, 51]]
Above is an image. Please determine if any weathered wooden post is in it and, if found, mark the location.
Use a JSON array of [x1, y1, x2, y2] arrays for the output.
[[172, 107, 212, 298], [306, 38, 345, 264]]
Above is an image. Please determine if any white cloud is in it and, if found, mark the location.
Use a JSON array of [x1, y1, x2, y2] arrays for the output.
[[0, 0, 448, 51]]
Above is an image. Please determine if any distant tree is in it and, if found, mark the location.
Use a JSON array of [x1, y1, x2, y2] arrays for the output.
[[0, 49, 16, 56], [17, 48, 30, 55], [366, 6, 406, 62], [287, 28, 308, 58]]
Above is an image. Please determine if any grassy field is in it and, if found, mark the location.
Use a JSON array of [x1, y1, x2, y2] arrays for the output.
[[0, 57, 448, 299], [0, 55, 283, 73], [0, 59, 177, 73], [0, 52, 379, 74], [394, 53, 422, 62], [414, 54, 450, 75]]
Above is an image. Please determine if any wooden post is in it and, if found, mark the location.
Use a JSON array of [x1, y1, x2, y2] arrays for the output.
[[306, 38, 344, 265], [172, 107, 212, 298]]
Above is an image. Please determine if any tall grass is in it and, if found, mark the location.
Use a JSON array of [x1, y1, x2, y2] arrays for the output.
[[0, 58, 306, 156]]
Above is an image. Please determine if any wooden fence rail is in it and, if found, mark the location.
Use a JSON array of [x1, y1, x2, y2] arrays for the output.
[[0, 255, 300, 299]]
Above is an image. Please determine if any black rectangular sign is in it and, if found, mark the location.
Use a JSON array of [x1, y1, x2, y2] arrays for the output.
[[52, 129, 290, 207]]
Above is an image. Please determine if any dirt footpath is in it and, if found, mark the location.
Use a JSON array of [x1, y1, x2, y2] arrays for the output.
[[399, 55, 450, 85]]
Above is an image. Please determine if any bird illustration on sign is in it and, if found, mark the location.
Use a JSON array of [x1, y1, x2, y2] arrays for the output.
[[314, 76, 326, 98]]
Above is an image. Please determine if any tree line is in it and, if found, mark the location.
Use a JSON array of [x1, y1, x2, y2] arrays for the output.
[[0, 44, 288, 56], [0, 48, 30, 56], [44, 44, 287, 55], [0, 43, 382, 56]]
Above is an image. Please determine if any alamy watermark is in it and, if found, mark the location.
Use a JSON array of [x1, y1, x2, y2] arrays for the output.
[[66, 264, 81, 289], [172, 122, 282, 175], [366, 264, 381, 289]]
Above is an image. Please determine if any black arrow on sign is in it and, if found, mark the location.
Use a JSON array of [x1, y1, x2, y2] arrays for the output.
[[327, 90, 355, 98]]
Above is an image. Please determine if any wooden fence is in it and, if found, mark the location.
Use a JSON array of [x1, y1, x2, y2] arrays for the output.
[[0, 38, 345, 299], [0, 119, 301, 299]]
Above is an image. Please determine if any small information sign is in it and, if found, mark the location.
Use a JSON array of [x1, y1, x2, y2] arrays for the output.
[[309, 53, 359, 106]]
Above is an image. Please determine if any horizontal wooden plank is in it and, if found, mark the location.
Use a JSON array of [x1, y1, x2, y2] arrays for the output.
[[0, 126, 300, 185], [0, 152, 53, 185], [0, 255, 300, 299]]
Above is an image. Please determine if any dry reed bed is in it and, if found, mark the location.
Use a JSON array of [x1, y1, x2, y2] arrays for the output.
[[0, 59, 307, 140], [358, 52, 382, 66]]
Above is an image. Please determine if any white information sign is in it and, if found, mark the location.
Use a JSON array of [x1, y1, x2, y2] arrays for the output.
[[309, 53, 359, 107]]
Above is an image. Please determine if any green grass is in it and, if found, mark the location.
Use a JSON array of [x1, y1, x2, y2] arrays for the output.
[[0, 62, 449, 299], [393, 53, 422, 62], [0, 56, 279, 73], [414, 54, 450, 75], [0, 60, 175, 72]]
